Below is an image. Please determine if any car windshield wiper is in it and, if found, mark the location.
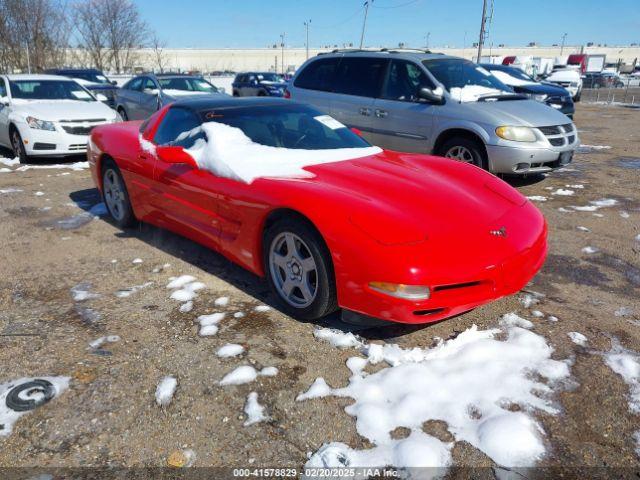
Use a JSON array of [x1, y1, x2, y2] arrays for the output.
[[477, 93, 528, 102]]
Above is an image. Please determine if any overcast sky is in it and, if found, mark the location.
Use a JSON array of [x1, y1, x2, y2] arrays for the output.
[[134, 0, 639, 49]]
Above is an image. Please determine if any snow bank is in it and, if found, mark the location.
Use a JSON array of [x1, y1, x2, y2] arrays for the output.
[[301, 322, 571, 469], [184, 121, 381, 184], [155, 376, 178, 407], [0, 377, 70, 437], [243, 392, 267, 426]]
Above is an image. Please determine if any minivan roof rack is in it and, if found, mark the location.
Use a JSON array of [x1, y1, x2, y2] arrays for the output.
[[318, 47, 436, 56]]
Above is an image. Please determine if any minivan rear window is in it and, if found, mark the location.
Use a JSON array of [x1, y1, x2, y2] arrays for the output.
[[333, 57, 388, 98], [294, 58, 339, 92]]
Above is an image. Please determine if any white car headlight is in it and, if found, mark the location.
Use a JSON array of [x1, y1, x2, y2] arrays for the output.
[[528, 93, 548, 102], [495, 126, 538, 143], [26, 116, 56, 131]]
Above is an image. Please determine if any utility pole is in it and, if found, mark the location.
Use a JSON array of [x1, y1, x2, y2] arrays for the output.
[[304, 20, 311, 59], [476, 0, 487, 62], [26, 41, 31, 74], [425, 32, 431, 50], [359, 1, 373, 49], [560, 33, 567, 55], [280, 33, 285, 74]]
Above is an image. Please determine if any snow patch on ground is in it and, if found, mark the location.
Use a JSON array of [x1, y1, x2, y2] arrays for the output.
[[14, 161, 89, 172], [576, 226, 590, 232], [71, 283, 100, 302], [243, 392, 267, 426], [582, 246, 598, 254], [526, 196, 547, 202], [301, 320, 570, 469], [0, 377, 70, 437], [184, 121, 382, 184], [604, 338, 640, 414], [216, 344, 244, 358], [220, 365, 278, 386], [214, 296, 229, 306], [167, 275, 206, 304], [88, 335, 120, 349], [552, 189, 574, 196], [577, 145, 611, 153], [155, 376, 178, 407], [0, 188, 22, 194], [314, 328, 363, 349], [115, 282, 153, 298], [568, 332, 588, 346]]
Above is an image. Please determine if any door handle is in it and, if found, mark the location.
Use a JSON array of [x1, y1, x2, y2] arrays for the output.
[[359, 107, 371, 116], [375, 109, 388, 118]]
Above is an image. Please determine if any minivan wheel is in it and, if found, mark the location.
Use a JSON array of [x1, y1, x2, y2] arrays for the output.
[[438, 136, 488, 170], [117, 107, 128, 121], [263, 218, 338, 321]]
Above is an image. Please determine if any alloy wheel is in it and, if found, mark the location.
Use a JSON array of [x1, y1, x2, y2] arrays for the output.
[[103, 169, 126, 221], [268, 232, 318, 308], [445, 145, 475, 163]]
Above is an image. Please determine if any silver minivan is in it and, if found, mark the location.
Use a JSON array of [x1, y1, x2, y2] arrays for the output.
[[287, 50, 579, 174]]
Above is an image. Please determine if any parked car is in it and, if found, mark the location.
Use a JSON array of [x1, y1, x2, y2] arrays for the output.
[[0, 74, 119, 163], [287, 50, 579, 175], [582, 72, 625, 89], [45, 68, 119, 108], [545, 68, 583, 101], [88, 97, 547, 324], [115, 73, 225, 121], [480, 64, 575, 118], [232, 72, 287, 97]]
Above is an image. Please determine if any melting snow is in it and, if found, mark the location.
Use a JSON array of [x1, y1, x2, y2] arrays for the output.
[[576, 226, 590, 232], [220, 365, 278, 386], [604, 338, 640, 413], [243, 392, 267, 426], [184, 121, 381, 184], [552, 189, 574, 196], [217, 344, 244, 358], [254, 305, 271, 312], [0, 157, 19, 167], [300, 320, 570, 469], [71, 283, 100, 302], [214, 296, 229, 306], [314, 328, 363, 349], [132, 258, 143, 264], [0, 377, 70, 437], [582, 246, 598, 254], [568, 332, 588, 346], [526, 196, 547, 202], [155, 376, 178, 407], [577, 145, 611, 153], [197, 313, 225, 336], [115, 282, 153, 298], [166, 275, 196, 289], [88, 335, 120, 349], [179, 301, 193, 313], [0, 188, 22, 194], [167, 275, 206, 304], [500, 312, 533, 329]]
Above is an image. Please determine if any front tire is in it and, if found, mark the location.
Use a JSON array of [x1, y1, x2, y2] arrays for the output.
[[117, 107, 128, 121], [438, 136, 488, 170], [101, 160, 136, 228], [10, 126, 28, 164], [263, 217, 337, 321]]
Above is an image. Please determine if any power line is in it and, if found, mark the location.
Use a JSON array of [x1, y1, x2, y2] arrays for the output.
[[371, 0, 423, 9], [313, 5, 365, 29]]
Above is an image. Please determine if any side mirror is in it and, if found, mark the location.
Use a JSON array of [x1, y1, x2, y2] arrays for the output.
[[156, 145, 198, 168], [418, 86, 445, 104], [143, 87, 159, 96], [96, 93, 108, 102]]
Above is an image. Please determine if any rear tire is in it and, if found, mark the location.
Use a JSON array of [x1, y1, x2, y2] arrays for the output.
[[263, 217, 337, 321], [232, 90, 239, 97], [101, 159, 136, 228], [437, 136, 488, 170], [10, 126, 28, 164]]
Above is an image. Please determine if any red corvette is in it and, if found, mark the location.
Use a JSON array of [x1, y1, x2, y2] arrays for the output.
[[88, 97, 547, 325]]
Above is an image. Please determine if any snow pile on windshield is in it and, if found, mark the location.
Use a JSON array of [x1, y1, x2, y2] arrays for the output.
[[162, 89, 210, 97], [185, 122, 381, 184], [449, 85, 505, 102], [300, 321, 571, 469], [491, 70, 536, 87]]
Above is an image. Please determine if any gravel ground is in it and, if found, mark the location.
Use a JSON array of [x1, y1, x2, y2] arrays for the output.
[[0, 103, 639, 476]]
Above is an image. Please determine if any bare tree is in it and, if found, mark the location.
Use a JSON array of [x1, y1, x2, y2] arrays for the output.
[[0, 0, 70, 72], [150, 34, 168, 73], [73, 0, 148, 73]]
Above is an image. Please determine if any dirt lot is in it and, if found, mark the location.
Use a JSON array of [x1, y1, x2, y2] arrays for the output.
[[0, 103, 639, 477]]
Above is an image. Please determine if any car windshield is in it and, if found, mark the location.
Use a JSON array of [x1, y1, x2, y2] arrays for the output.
[[422, 58, 513, 102], [495, 67, 534, 82], [198, 104, 370, 150], [256, 73, 283, 83], [71, 72, 110, 84], [159, 77, 219, 93], [9, 80, 96, 101]]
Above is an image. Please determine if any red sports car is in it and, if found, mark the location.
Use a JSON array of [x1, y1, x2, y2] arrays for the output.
[[88, 97, 547, 325]]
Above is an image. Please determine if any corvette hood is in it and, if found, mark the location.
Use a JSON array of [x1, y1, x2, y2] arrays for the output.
[[304, 151, 527, 245], [11, 100, 115, 121]]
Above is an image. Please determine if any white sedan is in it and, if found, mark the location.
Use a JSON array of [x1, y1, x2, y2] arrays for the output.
[[0, 74, 119, 163]]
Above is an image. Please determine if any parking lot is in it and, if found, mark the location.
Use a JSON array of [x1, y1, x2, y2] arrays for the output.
[[0, 102, 639, 473]]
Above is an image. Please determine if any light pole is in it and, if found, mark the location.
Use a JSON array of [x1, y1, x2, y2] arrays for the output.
[[280, 33, 285, 74], [304, 20, 311, 59], [476, 0, 488, 62], [359, 1, 373, 49], [560, 33, 567, 55], [425, 32, 430, 50]]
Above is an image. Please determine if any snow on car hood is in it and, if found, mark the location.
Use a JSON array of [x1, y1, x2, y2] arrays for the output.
[[546, 70, 581, 83], [161, 89, 211, 97], [184, 122, 382, 184], [10, 99, 115, 121], [490, 70, 537, 87], [449, 85, 506, 102]]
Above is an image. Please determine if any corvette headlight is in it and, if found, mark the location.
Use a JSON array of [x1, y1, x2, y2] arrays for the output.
[[496, 126, 537, 142], [369, 282, 430, 300], [26, 116, 56, 131]]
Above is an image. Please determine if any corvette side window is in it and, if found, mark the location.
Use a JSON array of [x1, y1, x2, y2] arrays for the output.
[[154, 107, 204, 149]]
